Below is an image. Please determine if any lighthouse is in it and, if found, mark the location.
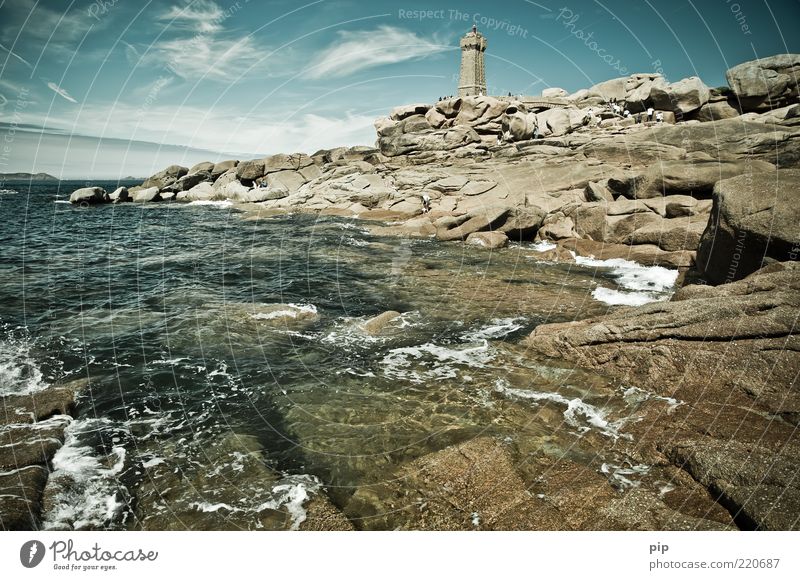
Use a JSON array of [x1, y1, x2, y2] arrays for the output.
[[458, 24, 487, 97]]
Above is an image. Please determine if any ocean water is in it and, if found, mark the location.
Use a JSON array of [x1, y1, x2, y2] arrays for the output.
[[0, 180, 680, 530]]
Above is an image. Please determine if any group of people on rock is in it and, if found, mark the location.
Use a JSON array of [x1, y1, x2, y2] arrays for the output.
[[607, 98, 664, 123]]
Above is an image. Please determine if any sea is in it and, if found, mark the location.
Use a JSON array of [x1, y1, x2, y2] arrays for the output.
[[0, 179, 679, 530]]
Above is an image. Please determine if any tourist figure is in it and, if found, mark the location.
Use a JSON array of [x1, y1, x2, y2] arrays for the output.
[[421, 193, 431, 213], [656, 111, 664, 123], [646, 107, 654, 122], [623, 109, 631, 118]]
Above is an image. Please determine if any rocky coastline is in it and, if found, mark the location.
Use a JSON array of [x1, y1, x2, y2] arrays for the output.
[[3, 53, 798, 530]]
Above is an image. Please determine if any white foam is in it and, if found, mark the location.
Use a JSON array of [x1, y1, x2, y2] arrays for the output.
[[495, 380, 627, 439], [0, 337, 49, 395], [531, 240, 557, 252], [188, 200, 233, 208], [54, 200, 70, 204], [255, 474, 321, 531], [43, 419, 128, 530], [572, 253, 678, 305], [0, 188, 19, 194], [622, 386, 683, 413], [381, 340, 493, 383], [250, 303, 317, 321], [460, 317, 525, 341], [592, 287, 659, 307], [600, 462, 650, 489]]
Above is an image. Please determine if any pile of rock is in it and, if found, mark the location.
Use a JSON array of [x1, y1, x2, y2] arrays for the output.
[[0, 381, 86, 530]]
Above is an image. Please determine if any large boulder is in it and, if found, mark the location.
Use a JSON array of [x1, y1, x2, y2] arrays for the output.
[[378, 125, 481, 157], [726, 54, 800, 112], [168, 171, 211, 192], [465, 231, 509, 249], [177, 182, 214, 201], [69, 186, 107, 204], [650, 77, 711, 115], [211, 160, 238, 177], [455, 96, 507, 133], [236, 159, 266, 181], [263, 153, 314, 174], [436, 206, 510, 241], [626, 117, 800, 167], [108, 187, 129, 203], [131, 186, 161, 203], [613, 158, 776, 199], [188, 161, 214, 175], [542, 87, 567, 98], [691, 169, 800, 285], [390, 103, 431, 121], [692, 99, 740, 122], [265, 170, 306, 193], [502, 106, 537, 141], [497, 206, 547, 240], [141, 164, 187, 189]]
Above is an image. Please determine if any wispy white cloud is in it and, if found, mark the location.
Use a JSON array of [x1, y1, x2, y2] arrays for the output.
[[131, 0, 279, 82], [142, 35, 266, 82], [305, 26, 448, 79], [0, 0, 97, 48], [46, 82, 78, 103], [157, 0, 226, 34]]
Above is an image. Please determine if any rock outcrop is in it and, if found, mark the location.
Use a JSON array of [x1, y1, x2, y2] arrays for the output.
[[690, 169, 800, 285], [524, 263, 800, 529], [726, 54, 800, 112], [0, 381, 86, 530], [69, 187, 107, 204]]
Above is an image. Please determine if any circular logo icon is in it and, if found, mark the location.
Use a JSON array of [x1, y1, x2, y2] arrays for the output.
[[20, 540, 46, 568]]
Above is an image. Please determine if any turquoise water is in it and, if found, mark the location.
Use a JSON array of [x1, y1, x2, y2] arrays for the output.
[[0, 180, 668, 530]]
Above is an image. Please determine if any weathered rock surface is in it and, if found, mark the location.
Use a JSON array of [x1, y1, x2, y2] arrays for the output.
[[691, 169, 800, 285], [465, 230, 509, 249], [524, 263, 800, 529], [361, 311, 402, 335], [108, 186, 130, 203], [142, 164, 187, 190], [650, 76, 711, 114], [726, 54, 800, 112], [69, 187, 107, 204], [0, 380, 85, 530]]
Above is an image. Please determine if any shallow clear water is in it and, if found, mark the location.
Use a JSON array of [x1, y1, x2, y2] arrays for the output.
[[0, 180, 678, 530]]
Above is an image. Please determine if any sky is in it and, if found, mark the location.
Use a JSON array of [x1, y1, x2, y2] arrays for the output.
[[0, 0, 798, 178]]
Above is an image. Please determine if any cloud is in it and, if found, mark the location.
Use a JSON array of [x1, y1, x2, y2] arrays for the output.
[[0, 0, 97, 49], [157, 0, 226, 34], [305, 26, 449, 79], [46, 82, 77, 103], [142, 35, 266, 82]]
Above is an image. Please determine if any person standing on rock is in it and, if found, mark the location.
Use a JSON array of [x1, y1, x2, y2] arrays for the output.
[[646, 107, 654, 122], [656, 111, 664, 123], [421, 193, 431, 213]]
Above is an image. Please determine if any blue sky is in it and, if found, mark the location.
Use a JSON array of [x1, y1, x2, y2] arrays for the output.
[[1, 0, 798, 178]]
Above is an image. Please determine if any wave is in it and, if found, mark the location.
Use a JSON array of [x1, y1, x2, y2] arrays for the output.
[[42, 418, 130, 530], [188, 200, 233, 208], [459, 317, 526, 341], [0, 333, 50, 396], [381, 340, 494, 383], [572, 253, 678, 305], [494, 380, 628, 439]]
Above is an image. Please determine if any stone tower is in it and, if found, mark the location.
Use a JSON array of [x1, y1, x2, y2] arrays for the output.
[[458, 25, 487, 97]]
